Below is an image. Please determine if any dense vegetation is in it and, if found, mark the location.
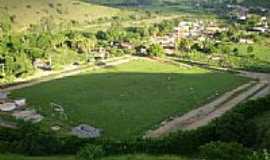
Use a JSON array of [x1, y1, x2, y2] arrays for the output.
[[0, 154, 189, 160], [0, 15, 167, 83]]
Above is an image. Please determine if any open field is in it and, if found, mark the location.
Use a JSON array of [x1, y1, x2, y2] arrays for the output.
[[179, 41, 270, 73], [230, 39, 270, 64], [10, 59, 249, 139], [0, 154, 188, 160]]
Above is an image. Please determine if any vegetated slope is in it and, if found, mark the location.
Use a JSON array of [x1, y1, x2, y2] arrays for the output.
[[0, 154, 188, 160], [0, 154, 74, 160], [240, 0, 270, 8], [0, 0, 122, 30], [86, 0, 162, 6], [207, 0, 270, 8]]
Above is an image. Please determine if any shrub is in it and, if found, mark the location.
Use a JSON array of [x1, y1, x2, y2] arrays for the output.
[[247, 46, 254, 54], [199, 141, 251, 160], [110, 48, 125, 57], [48, 3, 54, 8], [148, 44, 164, 57], [77, 144, 105, 160], [248, 150, 270, 160], [96, 31, 108, 40], [26, 5, 31, 9]]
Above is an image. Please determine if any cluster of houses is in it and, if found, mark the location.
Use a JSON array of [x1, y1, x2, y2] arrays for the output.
[[152, 20, 227, 55], [152, 6, 269, 55], [227, 4, 269, 33]]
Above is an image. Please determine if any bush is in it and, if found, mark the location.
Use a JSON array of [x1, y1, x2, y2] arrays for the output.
[[247, 46, 254, 54], [248, 150, 270, 160], [148, 44, 164, 57], [199, 141, 251, 160], [77, 144, 105, 160]]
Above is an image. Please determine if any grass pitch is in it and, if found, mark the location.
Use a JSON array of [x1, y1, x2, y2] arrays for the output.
[[11, 59, 249, 139]]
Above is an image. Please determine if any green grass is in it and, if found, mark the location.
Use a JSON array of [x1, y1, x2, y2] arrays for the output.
[[230, 39, 270, 64], [11, 59, 248, 139], [0, 154, 188, 160]]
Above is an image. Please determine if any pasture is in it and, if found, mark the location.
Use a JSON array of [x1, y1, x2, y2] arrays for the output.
[[11, 59, 249, 139]]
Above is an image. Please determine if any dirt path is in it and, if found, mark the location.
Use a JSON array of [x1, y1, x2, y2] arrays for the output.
[[145, 61, 270, 138]]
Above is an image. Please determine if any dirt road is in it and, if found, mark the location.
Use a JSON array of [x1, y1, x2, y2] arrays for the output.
[[145, 66, 270, 138]]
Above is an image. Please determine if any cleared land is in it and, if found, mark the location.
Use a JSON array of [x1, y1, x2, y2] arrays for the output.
[[11, 59, 248, 139]]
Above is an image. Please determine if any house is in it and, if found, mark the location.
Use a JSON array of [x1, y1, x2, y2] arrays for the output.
[[154, 36, 175, 48], [228, 5, 249, 21], [135, 45, 148, 56], [33, 59, 52, 71], [93, 47, 108, 60], [164, 48, 174, 55], [252, 27, 269, 33], [239, 38, 254, 44], [175, 21, 204, 39], [120, 42, 133, 50]]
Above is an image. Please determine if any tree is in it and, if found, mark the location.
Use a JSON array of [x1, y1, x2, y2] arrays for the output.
[[177, 39, 192, 52], [96, 31, 108, 40], [201, 39, 216, 54], [199, 141, 251, 160], [221, 45, 231, 54], [77, 144, 105, 160], [148, 26, 159, 37], [148, 44, 164, 57], [247, 46, 254, 54]]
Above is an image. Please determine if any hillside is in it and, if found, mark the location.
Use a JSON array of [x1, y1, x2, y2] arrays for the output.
[[86, 0, 162, 6], [0, 0, 124, 30], [87, 0, 270, 8]]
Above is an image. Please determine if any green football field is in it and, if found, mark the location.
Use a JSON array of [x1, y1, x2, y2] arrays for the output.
[[11, 59, 249, 139]]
